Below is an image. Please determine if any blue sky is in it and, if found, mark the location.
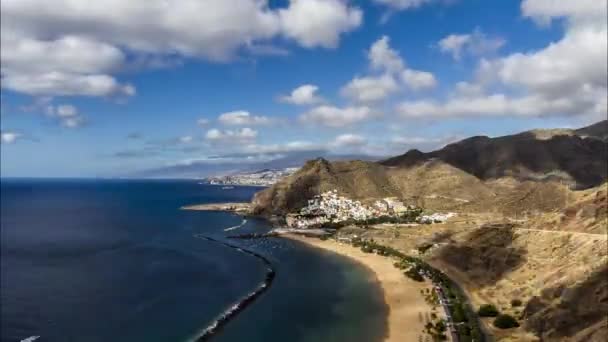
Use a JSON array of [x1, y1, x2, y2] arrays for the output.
[[1, 0, 606, 177]]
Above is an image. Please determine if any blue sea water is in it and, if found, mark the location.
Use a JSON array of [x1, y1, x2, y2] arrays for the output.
[[1, 179, 387, 342]]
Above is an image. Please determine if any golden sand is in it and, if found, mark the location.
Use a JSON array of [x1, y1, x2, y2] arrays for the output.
[[287, 235, 439, 342]]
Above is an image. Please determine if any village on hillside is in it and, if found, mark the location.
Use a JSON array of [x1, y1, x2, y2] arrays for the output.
[[286, 190, 456, 229]]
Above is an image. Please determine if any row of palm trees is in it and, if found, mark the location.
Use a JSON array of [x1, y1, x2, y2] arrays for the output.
[[350, 237, 486, 342]]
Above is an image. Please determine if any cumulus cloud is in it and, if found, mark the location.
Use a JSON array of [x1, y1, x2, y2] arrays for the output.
[[45, 103, 86, 128], [438, 28, 505, 60], [61, 116, 85, 128], [401, 69, 437, 90], [197, 118, 210, 126], [409, 1, 607, 121], [300, 105, 379, 127], [373, 0, 435, 11], [0, 0, 361, 98], [179, 136, 194, 144], [331, 133, 367, 147], [1, 131, 23, 144], [278, 0, 362, 48], [56, 104, 78, 118], [217, 111, 273, 126], [341, 74, 399, 102], [397, 91, 605, 118], [521, 0, 606, 27], [1, 30, 135, 97], [368, 36, 405, 73], [280, 84, 323, 105], [341, 36, 436, 102], [205, 127, 258, 143]]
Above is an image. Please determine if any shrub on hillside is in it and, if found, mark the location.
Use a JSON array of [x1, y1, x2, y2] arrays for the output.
[[404, 267, 424, 282], [510, 299, 522, 307], [477, 304, 499, 317], [493, 314, 520, 329]]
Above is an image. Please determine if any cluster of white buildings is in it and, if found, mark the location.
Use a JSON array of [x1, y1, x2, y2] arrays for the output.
[[286, 190, 456, 229], [293, 190, 374, 227], [207, 168, 299, 186], [418, 212, 457, 224]]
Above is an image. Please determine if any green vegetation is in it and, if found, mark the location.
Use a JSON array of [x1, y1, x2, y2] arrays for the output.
[[477, 304, 499, 317], [349, 237, 486, 342], [309, 207, 425, 229], [510, 299, 522, 307], [404, 267, 424, 282], [417, 243, 434, 254], [493, 314, 520, 329], [424, 319, 448, 341]]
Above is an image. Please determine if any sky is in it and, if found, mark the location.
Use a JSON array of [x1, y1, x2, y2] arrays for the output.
[[1, 0, 606, 177]]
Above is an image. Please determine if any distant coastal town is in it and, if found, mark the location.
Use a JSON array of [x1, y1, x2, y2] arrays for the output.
[[206, 168, 299, 187]]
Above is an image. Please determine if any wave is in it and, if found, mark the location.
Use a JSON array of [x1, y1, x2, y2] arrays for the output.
[[20, 337, 40, 342], [223, 218, 247, 232], [190, 234, 275, 342]]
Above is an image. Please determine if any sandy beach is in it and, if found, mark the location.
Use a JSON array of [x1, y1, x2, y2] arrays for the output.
[[287, 235, 440, 342]]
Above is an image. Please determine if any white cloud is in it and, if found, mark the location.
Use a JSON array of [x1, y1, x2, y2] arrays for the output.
[[61, 116, 85, 128], [1, 30, 135, 97], [280, 84, 324, 105], [300, 105, 379, 127], [0, 0, 361, 98], [373, 0, 434, 11], [492, 28, 606, 99], [197, 118, 210, 126], [1, 131, 23, 144], [341, 74, 399, 102], [418, 1, 607, 121], [240, 140, 323, 155], [44, 103, 86, 128], [341, 35, 436, 102], [397, 90, 604, 118], [2, 70, 135, 97], [401, 69, 437, 90], [205, 127, 258, 143], [218, 111, 272, 126], [1, 34, 124, 75], [454, 81, 484, 97], [278, 0, 362, 48], [56, 104, 78, 117], [438, 29, 505, 60], [179, 136, 194, 143], [368, 36, 404, 73], [521, 0, 606, 27], [332, 133, 367, 147]]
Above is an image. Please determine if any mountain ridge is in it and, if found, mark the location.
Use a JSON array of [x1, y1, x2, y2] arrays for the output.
[[253, 120, 607, 216]]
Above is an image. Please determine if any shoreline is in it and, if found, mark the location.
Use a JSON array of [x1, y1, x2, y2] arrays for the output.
[[286, 234, 439, 342], [181, 202, 251, 215]]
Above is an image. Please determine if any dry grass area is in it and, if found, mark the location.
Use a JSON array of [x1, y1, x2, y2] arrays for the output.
[[333, 192, 608, 342]]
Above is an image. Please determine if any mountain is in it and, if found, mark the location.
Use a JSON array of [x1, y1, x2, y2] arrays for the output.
[[253, 120, 607, 216], [131, 150, 379, 179], [383, 120, 608, 189], [250, 120, 608, 342]]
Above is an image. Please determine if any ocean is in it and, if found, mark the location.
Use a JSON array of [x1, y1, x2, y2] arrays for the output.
[[1, 179, 387, 342]]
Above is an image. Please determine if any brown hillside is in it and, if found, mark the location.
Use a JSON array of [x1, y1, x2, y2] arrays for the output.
[[383, 120, 608, 189]]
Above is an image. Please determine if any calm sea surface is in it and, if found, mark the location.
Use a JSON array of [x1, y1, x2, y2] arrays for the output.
[[1, 179, 387, 342]]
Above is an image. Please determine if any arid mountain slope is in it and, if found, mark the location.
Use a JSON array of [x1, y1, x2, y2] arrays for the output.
[[251, 121, 608, 341], [340, 184, 607, 341], [252, 121, 607, 216], [383, 120, 608, 189]]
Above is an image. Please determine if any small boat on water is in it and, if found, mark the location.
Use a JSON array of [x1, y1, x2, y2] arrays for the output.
[[222, 186, 235, 190]]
